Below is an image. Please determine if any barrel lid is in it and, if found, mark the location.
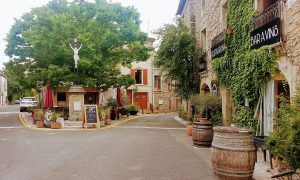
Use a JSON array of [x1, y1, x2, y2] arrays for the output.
[[213, 126, 254, 133], [194, 121, 212, 125]]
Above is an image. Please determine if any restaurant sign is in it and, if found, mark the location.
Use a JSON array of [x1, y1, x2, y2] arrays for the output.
[[251, 17, 281, 49], [211, 32, 226, 59], [211, 41, 226, 59]]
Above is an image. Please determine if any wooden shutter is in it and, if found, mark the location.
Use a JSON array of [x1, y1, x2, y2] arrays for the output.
[[130, 69, 135, 78], [143, 69, 148, 85]]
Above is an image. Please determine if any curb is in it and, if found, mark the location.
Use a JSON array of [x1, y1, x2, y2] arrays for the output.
[[174, 116, 189, 126], [18, 113, 148, 132]]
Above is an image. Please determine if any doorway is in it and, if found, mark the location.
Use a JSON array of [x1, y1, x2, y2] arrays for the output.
[[84, 92, 98, 105]]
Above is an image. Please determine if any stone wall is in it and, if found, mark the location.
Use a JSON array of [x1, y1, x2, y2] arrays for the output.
[[278, 0, 300, 96], [182, 0, 227, 93]]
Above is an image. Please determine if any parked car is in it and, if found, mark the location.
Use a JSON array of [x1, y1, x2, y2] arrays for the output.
[[20, 97, 38, 112], [15, 100, 20, 104]]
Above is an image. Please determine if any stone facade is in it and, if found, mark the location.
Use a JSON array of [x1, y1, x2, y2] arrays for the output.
[[277, 0, 300, 96], [178, 0, 300, 125], [152, 69, 178, 113]]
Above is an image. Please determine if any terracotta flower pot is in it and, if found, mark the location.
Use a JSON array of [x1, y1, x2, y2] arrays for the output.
[[36, 121, 44, 128], [51, 122, 61, 129], [200, 118, 207, 122], [227, 28, 233, 35], [100, 120, 105, 127], [186, 124, 193, 136]]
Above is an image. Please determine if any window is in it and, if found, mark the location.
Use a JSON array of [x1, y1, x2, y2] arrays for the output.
[[255, 0, 278, 11], [57, 92, 66, 101], [135, 69, 142, 84], [154, 76, 161, 90], [201, 28, 207, 52]]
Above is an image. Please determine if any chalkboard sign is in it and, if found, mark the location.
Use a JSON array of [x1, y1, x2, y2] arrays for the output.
[[84, 105, 99, 127]]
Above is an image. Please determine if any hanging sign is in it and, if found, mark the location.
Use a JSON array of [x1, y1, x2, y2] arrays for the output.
[[251, 17, 281, 49], [211, 41, 226, 59]]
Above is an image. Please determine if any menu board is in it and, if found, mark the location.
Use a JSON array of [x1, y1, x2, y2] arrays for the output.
[[84, 105, 98, 124]]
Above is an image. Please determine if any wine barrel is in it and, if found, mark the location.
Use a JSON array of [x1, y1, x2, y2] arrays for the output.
[[211, 126, 256, 180], [192, 122, 213, 147]]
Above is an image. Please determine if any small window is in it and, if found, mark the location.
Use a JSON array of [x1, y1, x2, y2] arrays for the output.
[[57, 92, 66, 101], [135, 69, 142, 84], [154, 76, 161, 90], [201, 29, 207, 52]]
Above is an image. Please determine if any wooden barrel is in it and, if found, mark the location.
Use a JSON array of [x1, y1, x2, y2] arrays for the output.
[[192, 122, 213, 147], [211, 126, 256, 180]]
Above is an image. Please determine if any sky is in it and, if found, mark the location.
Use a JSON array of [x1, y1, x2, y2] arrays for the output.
[[0, 0, 180, 69]]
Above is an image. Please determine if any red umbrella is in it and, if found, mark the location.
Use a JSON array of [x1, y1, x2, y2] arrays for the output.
[[44, 85, 53, 109]]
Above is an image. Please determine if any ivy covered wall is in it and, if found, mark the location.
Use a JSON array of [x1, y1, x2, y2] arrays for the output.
[[212, 0, 278, 128]]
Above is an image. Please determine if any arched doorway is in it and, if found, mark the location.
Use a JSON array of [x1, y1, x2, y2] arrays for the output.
[[201, 84, 210, 94]]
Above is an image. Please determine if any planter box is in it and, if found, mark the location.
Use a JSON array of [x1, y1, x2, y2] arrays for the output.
[[36, 121, 44, 128], [129, 110, 138, 116], [100, 120, 105, 127], [51, 122, 62, 129]]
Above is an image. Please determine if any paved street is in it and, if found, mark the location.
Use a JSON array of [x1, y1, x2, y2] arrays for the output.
[[0, 113, 214, 180], [0, 105, 20, 113]]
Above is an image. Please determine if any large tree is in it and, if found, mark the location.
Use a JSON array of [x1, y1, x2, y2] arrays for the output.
[[5, 0, 150, 91], [155, 20, 199, 101]]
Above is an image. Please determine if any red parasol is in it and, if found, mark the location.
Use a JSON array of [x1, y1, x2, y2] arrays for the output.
[[44, 85, 53, 109]]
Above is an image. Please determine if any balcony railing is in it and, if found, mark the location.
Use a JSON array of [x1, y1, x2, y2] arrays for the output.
[[211, 32, 225, 48], [252, 1, 282, 30]]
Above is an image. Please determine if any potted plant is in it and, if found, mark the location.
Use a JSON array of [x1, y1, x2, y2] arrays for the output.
[[50, 113, 62, 129], [124, 104, 139, 115], [190, 94, 222, 126], [178, 107, 193, 136], [226, 28, 233, 35], [106, 98, 120, 120], [118, 107, 129, 117], [35, 110, 45, 128]]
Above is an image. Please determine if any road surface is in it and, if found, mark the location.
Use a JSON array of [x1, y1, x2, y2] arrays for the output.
[[0, 113, 214, 180]]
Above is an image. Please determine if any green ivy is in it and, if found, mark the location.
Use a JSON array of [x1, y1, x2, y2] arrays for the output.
[[212, 0, 277, 128]]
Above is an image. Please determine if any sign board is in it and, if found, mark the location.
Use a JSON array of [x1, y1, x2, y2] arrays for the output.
[[251, 17, 281, 49], [83, 105, 99, 128], [74, 101, 81, 111], [211, 41, 226, 59]]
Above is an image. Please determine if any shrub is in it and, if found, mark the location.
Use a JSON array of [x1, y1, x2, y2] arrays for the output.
[[265, 88, 300, 170], [124, 104, 139, 111], [190, 94, 222, 126], [178, 106, 192, 122]]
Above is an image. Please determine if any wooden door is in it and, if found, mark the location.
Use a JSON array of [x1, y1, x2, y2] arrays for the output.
[[134, 92, 148, 109]]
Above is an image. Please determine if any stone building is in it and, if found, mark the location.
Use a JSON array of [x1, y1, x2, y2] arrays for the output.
[[121, 38, 178, 113], [177, 0, 229, 116], [0, 70, 8, 106], [177, 0, 300, 134]]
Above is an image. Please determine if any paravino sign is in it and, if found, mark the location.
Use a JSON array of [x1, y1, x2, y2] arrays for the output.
[[251, 17, 281, 49]]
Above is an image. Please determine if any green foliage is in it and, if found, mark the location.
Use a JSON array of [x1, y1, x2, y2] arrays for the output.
[[265, 88, 300, 170], [190, 94, 222, 126], [178, 106, 192, 122], [106, 98, 120, 109], [212, 0, 277, 128], [5, 0, 150, 91], [124, 104, 139, 111], [155, 19, 199, 101]]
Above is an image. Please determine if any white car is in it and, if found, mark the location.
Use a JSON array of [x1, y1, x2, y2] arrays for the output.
[[20, 97, 38, 112]]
